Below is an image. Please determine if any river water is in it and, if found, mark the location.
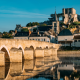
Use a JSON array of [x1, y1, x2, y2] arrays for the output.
[[1, 56, 80, 80]]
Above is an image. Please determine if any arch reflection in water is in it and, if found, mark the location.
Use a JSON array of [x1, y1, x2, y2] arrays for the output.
[[35, 58, 44, 67], [1, 47, 10, 63], [24, 60, 34, 72], [9, 63, 22, 77], [0, 63, 10, 80]]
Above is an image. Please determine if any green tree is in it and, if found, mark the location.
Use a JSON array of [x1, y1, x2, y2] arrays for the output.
[[26, 22, 39, 27], [2, 32, 13, 38], [40, 23, 47, 26], [31, 22, 35, 26], [35, 22, 39, 25], [21, 28, 29, 32], [73, 22, 80, 25], [26, 22, 32, 27]]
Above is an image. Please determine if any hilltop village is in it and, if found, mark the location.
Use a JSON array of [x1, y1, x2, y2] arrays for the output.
[[1, 8, 80, 49]]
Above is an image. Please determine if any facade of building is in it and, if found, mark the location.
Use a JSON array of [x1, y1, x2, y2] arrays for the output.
[[14, 32, 29, 40], [29, 32, 50, 42], [58, 29, 80, 47], [58, 29, 73, 46], [73, 34, 80, 47], [15, 24, 22, 32]]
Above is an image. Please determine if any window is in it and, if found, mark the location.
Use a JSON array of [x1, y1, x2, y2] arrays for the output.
[[41, 39, 43, 41], [38, 39, 40, 41], [54, 23, 56, 26], [65, 9, 67, 14], [78, 40, 80, 42], [74, 40, 77, 42], [54, 28, 56, 31]]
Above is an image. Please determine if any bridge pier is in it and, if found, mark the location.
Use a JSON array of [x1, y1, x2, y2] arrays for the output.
[[24, 48, 34, 59], [35, 49, 44, 58], [50, 48, 57, 56], [9, 48, 22, 62], [44, 48, 51, 57], [0, 51, 5, 66]]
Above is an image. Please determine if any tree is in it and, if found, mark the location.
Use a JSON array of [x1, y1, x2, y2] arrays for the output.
[[26, 22, 39, 27], [26, 22, 32, 27], [40, 23, 47, 26], [73, 22, 80, 25], [31, 22, 35, 26], [21, 28, 29, 32], [2, 32, 13, 38], [9, 30, 14, 34], [0, 32, 2, 34]]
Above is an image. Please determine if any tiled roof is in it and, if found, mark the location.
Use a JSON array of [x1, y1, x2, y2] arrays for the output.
[[58, 29, 72, 36], [14, 32, 29, 37], [38, 26, 52, 31], [29, 32, 47, 37]]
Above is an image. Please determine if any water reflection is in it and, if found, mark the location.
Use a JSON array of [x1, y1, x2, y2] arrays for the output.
[[2, 55, 80, 80], [24, 60, 34, 72], [9, 63, 22, 77]]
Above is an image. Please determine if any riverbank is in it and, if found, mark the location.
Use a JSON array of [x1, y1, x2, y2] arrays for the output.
[[57, 50, 80, 57]]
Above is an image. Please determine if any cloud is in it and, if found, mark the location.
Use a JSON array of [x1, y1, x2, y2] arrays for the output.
[[0, 10, 49, 18]]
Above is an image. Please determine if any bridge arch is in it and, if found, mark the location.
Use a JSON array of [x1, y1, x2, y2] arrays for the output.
[[30, 45, 34, 50], [45, 45, 48, 49], [0, 45, 10, 62], [18, 45, 24, 54], [18, 45, 24, 64]]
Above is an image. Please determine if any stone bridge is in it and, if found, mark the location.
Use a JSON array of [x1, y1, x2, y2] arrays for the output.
[[0, 39, 61, 64]]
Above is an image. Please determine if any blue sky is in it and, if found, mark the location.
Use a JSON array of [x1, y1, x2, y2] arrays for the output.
[[0, 0, 80, 32]]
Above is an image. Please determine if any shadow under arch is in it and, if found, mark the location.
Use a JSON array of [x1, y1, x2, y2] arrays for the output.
[[18, 46, 24, 71], [30, 45, 34, 50], [30, 45, 35, 59], [0, 45, 10, 80], [45, 45, 48, 49], [0, 46, 10, 62]]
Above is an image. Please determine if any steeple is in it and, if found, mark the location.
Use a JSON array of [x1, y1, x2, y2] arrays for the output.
[[54, 7, 57, 21]]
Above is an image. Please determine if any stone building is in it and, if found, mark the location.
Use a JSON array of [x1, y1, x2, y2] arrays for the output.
[[29, 32, 50, 42], [52, 11, 60, 34], [50, 8, 79, 34], [15, 24, 22, 32], [58, 29, 73, 46], [62, 8, 78, 24], [14, 32, 29, 40]]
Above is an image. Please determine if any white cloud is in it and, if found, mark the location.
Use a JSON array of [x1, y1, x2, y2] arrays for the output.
[[0, 10, 49, 18]]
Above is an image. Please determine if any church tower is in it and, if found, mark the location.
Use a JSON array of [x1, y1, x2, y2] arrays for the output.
[[52, 10, 60, 34]]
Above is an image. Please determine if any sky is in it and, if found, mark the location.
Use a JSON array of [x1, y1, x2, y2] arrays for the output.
[[0, 0, 80, 32]]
